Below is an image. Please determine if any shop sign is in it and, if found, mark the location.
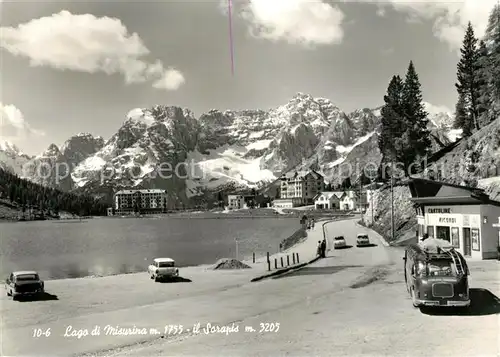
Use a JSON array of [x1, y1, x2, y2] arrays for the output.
[[428, 208, 451, 214], [438, 217, 456, 224]]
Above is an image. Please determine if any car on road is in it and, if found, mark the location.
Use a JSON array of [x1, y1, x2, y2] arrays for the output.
[[148, 258, 179, 281], [5, 271, 44, 300], [333, 236, 347, 249], [403, 239, 470, 308], [356, 234, 370, 247]]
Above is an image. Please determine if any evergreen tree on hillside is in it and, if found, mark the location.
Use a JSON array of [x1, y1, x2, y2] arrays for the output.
[[455, 22, 480, 133], [378, 75, 405, 163], [484, 4, 500, 47], [454, 92, 471, 136], [475, 40, 493, 126], [488, 6, 500, 119], [401, 61, 431, 174], [0, 168, 108, 216]]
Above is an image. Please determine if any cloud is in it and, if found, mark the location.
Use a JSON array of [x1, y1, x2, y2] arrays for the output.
[[0, 103, 45, 141], [234, 0, 345, 46], [0, 10, 185, 90], [153, 68, 186, 91], [423, 102, 453, 115], [359, 0, 498, 51]]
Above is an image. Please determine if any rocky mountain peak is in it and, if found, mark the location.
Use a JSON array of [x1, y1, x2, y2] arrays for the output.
[[41, 143, 61, 157], [60, 133, 106, 167], [0, 139, 25, 157]]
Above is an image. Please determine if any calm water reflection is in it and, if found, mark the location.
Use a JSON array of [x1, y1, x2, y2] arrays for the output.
[[0, 216, 299, 280]]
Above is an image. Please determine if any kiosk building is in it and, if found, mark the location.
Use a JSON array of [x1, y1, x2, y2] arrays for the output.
[[408, 178, 500, 260]]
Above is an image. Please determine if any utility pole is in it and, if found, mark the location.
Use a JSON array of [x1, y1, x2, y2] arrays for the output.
[[234, 237, 239, 261], [371, 178, 375, 225], [359, 165, 363, 224], [390, 160, 395, 242]]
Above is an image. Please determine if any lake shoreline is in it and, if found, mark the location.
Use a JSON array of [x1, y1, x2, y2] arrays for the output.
[[32, 221, 323, 284]]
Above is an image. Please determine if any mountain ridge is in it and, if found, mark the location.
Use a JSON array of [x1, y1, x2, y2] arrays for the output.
[[0, 93, 458, 205]]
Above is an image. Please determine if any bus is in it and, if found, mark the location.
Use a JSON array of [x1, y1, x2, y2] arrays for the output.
[[403, 238, 470, 308]]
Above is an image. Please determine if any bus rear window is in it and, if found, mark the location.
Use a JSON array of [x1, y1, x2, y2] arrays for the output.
[[427, 260, 454, 276]]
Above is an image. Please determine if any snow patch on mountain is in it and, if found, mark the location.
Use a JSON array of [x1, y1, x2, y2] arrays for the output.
[[0, 139, 31, 176], [325, 132, 376, 168], [185, 145, 276, 197]]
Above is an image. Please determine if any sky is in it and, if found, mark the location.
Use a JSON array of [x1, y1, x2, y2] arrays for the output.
[[0, 0, 498, 155]]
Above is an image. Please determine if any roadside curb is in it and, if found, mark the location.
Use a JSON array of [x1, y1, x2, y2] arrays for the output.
[[354, 221, 390, 247], [250, 256, 321, 282], [250, 218, 341, 282]]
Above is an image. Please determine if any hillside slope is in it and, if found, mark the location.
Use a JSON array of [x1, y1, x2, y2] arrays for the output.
[[364, 116, 500, 244]]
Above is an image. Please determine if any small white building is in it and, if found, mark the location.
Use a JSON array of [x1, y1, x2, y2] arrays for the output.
[[273, 198, 302, 208], [409, 178, 500, 260], [227, 195, 245, 210], [314, 192, 341, 209], [314, 190, 367, 211]]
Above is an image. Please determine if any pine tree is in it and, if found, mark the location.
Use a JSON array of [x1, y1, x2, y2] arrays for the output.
[[484, 4, 500, 47], [401, 61, 431, 174], [378, 75, 405, 162], [475, 40, 492, 126], [454, 92, 472, 136], [455, 22, 480, 133], [488, 6, 500, 119]]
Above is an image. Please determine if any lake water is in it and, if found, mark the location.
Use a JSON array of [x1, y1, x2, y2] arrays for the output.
[[0, 215, 300, 280]]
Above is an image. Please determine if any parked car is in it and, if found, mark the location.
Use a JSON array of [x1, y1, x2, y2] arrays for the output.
[[356, 234, 370, 247], [333, 236, 347, 249], [5, 271, 44, 300], [148, 258, 179, 281]]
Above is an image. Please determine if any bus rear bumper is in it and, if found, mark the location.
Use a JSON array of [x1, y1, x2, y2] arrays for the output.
[[416, 299, 471, 307]]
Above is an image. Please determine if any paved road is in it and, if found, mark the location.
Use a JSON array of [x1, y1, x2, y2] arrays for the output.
[[2, 219, 499, 356]]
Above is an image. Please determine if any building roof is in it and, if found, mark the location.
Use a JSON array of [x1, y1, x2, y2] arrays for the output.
[[314, 191, 344, 201], [407, 178, 500, 207], [115, 189, 167, 195], [153, 258, 175, 263], [281, 169, 323, 180]]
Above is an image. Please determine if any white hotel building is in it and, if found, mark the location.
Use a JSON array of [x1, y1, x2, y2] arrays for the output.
[[274, 170, 325, 208], [409, 178, 500, 260], [113, 189, 168, 214]]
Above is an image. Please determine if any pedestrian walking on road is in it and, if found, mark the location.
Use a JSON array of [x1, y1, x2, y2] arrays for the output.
[[321, 239, 326, 258], [317, 241, 322, 257]]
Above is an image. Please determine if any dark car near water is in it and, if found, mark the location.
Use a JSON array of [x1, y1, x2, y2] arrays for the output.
[[403, 239, 470, 308], [5, 271, 45, 300]]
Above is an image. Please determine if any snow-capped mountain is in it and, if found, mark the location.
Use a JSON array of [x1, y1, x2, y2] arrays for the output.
[[0, 139, 32, 176], [21, 133, 105, 190], [3, 94, 456, 204], [424, 102, 462, 144]]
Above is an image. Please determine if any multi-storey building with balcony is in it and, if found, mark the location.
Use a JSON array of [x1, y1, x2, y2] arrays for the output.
[[114, 189, 167, 214], [277, 170, 325, 206], [227, 195, 246, 210]]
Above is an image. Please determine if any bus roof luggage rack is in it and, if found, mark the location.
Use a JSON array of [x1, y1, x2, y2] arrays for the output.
[[418, 238, 465, 275]]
